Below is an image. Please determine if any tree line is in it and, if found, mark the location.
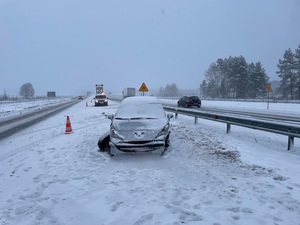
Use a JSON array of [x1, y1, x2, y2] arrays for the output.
[[201, 44, 300, 100], [200, 56, 269, 99], [1, 82, 35, 100], [276, 45, 300, 100], [157, 83, 179, 97]]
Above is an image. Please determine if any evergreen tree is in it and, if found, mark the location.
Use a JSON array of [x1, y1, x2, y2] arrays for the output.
[[216, 58, 228, 98], [204, 63, 221, 98], [162, 83, 179, 97], [248, 62, 269, 98], [200, 80, 208, 97], [276, 48, 297, 100], [294, 45, 300, 99], [227, 56, 248, 98], [255, 62, 269, 97], [247, 62, 257, 98]]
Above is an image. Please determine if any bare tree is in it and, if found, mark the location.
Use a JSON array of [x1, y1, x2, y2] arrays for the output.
[[19, 83, 35, 98]]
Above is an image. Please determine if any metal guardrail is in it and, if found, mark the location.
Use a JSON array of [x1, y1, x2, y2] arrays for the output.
[[107, 95, 299, 150], [0, 99, 80, 139], [163, 106, 300, 151]]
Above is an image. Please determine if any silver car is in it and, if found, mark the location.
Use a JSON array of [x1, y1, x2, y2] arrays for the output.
[[102, 96, 173, 156]]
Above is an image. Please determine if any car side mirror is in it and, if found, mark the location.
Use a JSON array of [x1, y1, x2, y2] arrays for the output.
[[107, 114, 114, 120], [167, 113, 174, 119]]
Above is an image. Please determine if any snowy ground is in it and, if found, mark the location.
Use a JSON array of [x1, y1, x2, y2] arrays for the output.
[[0, 97, 300, 225], [0, 98, 75, 122]]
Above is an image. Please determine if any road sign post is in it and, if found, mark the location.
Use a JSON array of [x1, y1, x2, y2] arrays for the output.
[[266, 83, 272, 110], [139, 82, 149, 96]]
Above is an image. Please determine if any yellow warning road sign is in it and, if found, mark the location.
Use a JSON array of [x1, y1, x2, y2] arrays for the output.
[[266, 83, 272, 93], [139, 82, 149, 92]]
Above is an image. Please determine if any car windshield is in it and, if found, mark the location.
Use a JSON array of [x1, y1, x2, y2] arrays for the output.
[[95, 95, 106, 99], [115, 97, 166, 119]]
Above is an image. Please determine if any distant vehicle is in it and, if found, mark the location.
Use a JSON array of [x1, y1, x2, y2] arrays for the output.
[[78, 96, 84, 100], [98, 96, 173, 156], [122, 87, 136, 98], [95, 84, 104, 94], [94, 94, 108, 106], [177, 96, 201, 108]]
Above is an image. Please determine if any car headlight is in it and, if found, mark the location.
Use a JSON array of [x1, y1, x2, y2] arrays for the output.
[[110, 127, 124, 140], [156, 124, 170, 138]]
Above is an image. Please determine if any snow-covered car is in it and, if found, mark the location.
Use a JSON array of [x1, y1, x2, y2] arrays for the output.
[[99, 96, 173, 156]]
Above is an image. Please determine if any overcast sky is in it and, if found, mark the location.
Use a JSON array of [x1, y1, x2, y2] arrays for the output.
[[1, 0, 300, 96]]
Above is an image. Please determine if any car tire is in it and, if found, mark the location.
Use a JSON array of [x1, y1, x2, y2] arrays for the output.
[[98, 134, 110, 151]]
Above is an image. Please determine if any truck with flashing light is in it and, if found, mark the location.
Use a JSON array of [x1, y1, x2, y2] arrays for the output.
[[94, 84, 108, 106]]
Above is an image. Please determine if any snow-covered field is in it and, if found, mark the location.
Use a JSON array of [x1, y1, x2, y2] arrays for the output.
[[0, 98, 75, 122], [0, 97, 300, 225]]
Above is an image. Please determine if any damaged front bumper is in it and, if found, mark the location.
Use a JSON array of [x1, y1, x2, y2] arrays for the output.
[[109, 140, 166, 152]]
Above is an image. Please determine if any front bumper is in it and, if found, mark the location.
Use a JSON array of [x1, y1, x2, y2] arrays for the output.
[[109, 140, 166, 152], [95, 101, 107, 106]]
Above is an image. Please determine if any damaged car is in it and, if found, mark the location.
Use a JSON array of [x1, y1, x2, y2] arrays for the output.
[[98, 96, 173, 156]]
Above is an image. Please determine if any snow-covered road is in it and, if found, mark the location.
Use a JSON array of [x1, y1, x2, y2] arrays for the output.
[[0, 98, 300, 225]]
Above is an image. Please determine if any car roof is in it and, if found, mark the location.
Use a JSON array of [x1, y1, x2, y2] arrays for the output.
[[121, 96, 160, 105], [116, 96, 165, 119]]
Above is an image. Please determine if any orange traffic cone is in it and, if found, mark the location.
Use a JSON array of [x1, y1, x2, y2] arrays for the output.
[[65, 116, 73, 134]]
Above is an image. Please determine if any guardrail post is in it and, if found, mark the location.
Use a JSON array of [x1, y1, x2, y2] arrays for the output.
[[227, 123, 231, 133], [194, 117, 198, 124], [288, 136, 294, 150], [175, 112, 178, 119]]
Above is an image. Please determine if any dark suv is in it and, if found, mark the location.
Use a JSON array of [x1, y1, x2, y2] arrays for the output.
[[177, 96, 201, 108]]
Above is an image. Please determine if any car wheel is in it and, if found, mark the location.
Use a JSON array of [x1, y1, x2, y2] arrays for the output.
[[98, 133, 110, 151]]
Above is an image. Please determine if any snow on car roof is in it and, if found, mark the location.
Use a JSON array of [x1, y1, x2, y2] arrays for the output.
[[121, 96, 160, 104], [116, 96, 166, 119]]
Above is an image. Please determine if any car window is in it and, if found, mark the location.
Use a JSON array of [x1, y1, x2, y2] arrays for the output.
[[95, 95, 107, 99], [189, 96, 199, 100]]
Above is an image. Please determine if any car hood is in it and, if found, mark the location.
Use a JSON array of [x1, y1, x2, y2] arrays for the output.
[[112, 118, 169, 141], [113, 118, 168, 131]]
